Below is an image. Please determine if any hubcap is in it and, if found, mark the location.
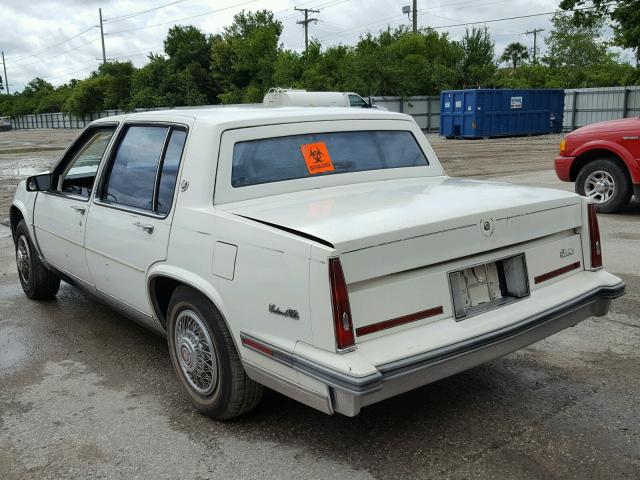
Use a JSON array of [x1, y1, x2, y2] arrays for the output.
[[16, 236, 31, 284], [584, 170, 615, 204], [174, 309, 217, 395]]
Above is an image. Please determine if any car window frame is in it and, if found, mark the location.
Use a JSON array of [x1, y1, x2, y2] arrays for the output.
[[44, 122, 119, 203], [93, 121, 189, 219]]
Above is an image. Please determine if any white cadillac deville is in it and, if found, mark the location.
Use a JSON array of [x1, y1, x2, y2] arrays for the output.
[[11, 107, 625, 418]]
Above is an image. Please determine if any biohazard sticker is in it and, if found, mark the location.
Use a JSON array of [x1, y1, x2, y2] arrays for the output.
[[300, 142, 334, 175]]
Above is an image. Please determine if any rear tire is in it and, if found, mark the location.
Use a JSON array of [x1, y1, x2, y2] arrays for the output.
[[575, 158, 632, 213], [166, 286, 263, 420], [14, 220, 60, 300]]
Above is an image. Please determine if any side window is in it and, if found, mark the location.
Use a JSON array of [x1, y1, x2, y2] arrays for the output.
[[103, 126, 168, 211], [157, 129, 187, 215], [59, 127, 115, 197], [101, 125, 186, 215], [348, 94, 367, 107]]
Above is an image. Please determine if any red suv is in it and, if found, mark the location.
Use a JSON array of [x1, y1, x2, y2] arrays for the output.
[[555, 117, 640, 213]]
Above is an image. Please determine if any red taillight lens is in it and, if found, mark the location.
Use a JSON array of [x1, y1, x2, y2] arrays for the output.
[[328, 258, 355, 351], [588, 204, 603, 269]]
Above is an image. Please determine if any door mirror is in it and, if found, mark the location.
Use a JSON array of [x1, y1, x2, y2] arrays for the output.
[[25, 173, 52, 192]]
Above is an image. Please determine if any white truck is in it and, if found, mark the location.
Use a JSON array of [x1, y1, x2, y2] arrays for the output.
[[263, 88, 383, 109], [11, 106, 624, 419]]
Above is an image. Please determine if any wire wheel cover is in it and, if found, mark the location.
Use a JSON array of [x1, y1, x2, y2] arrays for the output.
[[174, 309, 218, 395], [16, 236, 31, 284]]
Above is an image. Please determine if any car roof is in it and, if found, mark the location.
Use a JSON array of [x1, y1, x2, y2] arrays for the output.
[[92, 106, 410, 128]]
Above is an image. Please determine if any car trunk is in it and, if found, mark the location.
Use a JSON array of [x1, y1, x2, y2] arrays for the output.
[[225, 177, 585, 341]]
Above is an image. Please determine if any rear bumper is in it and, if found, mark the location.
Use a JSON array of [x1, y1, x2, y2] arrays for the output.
[[242, 282, 625, 416], [555, 155, 576, 182]]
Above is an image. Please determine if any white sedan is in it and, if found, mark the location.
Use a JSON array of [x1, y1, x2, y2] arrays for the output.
[[11, 107, 625, 418]]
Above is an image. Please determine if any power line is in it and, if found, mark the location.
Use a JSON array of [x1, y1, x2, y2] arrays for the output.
[[105, 0, 257, 36], [104, 0, 191, 24], [429, 6, 601, 30], [9, 37, 101, 69], [5, 25, 98, 62]]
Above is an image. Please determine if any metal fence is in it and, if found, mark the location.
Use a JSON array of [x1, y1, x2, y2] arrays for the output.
[[563, 86, 640, 130], [7, 86, 640, 132]]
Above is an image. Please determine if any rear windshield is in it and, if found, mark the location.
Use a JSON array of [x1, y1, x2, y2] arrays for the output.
[[231, 130, 428, 187]]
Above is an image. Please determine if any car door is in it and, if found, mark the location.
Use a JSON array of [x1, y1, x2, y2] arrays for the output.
[[85, 123, 188, 315], [33, 125, 117, 283]]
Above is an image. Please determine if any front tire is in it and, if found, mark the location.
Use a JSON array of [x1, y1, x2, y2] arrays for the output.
[[14, 220, 60, 299], [575, 158, 632, 213], [167, 286, 263, 420]]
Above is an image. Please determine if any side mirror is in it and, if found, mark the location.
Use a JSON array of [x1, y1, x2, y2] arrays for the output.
[[25, 173, 52, 192]]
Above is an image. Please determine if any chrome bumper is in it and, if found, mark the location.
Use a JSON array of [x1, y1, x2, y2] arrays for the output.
[[241, 282, 625, 417]]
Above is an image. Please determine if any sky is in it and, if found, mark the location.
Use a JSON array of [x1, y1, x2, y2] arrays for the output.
[[0, 0, 621, 92]]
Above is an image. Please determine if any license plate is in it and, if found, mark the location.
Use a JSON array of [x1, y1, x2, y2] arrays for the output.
[[449, 254, 529, 320]]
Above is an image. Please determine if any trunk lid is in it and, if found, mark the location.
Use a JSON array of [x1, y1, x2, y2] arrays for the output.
[[224, 177, 581, 261]]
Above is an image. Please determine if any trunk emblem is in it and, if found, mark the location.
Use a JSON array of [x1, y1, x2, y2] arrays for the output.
[[480, 218, 495, 237], [560, 248, 575, 258]]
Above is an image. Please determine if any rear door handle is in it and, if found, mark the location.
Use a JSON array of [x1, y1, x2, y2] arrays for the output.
[[70, 206, 86, 215], [133, 222, 154, 234]]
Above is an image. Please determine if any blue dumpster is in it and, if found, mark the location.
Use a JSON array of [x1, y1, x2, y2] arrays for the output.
[[440, 89, 564, 138]]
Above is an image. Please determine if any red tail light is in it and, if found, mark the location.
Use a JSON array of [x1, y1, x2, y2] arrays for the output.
[[588, 204, 603, 269], [329, 258, 355, 351]]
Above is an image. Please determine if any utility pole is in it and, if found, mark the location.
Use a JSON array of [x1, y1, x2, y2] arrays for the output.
[[99, 8, 107, 65], [295, 7, 320, 51], [1, 52, 9, 95], [525, 28, 544, 64], [412, 0, 417, 33]]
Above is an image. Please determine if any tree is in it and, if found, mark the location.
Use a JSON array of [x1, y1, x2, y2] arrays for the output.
[[211, 10, 283, 103], [500, 42, 529, 69], [544, 13, 617, 69], [559, 0, 640, 65], [458, 27, 496, 87]]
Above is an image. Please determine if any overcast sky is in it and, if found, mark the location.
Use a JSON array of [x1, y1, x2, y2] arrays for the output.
[[0, 0, 616, 92]]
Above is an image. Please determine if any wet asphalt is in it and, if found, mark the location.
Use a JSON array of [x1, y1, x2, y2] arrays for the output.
[[1, 133, 639, 479]]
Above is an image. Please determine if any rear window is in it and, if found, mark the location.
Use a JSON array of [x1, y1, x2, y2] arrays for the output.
[[231, 130, 428, 187]]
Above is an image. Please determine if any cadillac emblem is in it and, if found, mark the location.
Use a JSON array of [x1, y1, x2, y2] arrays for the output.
[[480, 218, 495, 237]]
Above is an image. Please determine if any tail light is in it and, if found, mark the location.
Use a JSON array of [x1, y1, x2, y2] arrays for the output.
[[329, 258, 355, 351], [588, 204, 603, 269]]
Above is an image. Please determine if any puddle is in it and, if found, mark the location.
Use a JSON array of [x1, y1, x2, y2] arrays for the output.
[[0, 324, 29, 374]]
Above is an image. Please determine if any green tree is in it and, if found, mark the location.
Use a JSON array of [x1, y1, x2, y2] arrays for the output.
[[543, 13, 617, 69], [559, 0, 640, 65], [500, 42, 529, 69], [211, 10, 283, 103], [458, 27, 496, 87], [96, 61, 135, 110]]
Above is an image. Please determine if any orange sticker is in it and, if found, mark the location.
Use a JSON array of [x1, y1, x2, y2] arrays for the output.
[[300, 142, 334, 175]]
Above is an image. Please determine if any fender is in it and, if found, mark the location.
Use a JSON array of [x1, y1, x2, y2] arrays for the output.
[[571, 139, 640, 183], [146, 263, 232, 332], [11, 184, 42, 256]]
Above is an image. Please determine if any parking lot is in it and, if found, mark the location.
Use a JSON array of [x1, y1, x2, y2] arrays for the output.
[[1, 129, 639, 479]]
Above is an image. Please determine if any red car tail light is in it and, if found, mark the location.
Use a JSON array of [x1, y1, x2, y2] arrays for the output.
[[329, 258, 355, 351], [588, 204, 603, 270]]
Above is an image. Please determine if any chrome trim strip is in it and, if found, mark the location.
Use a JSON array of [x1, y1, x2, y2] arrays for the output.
[[242, 360, 333, 415], [241, 282, 625, 401], [239, 333, 381, 393]]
